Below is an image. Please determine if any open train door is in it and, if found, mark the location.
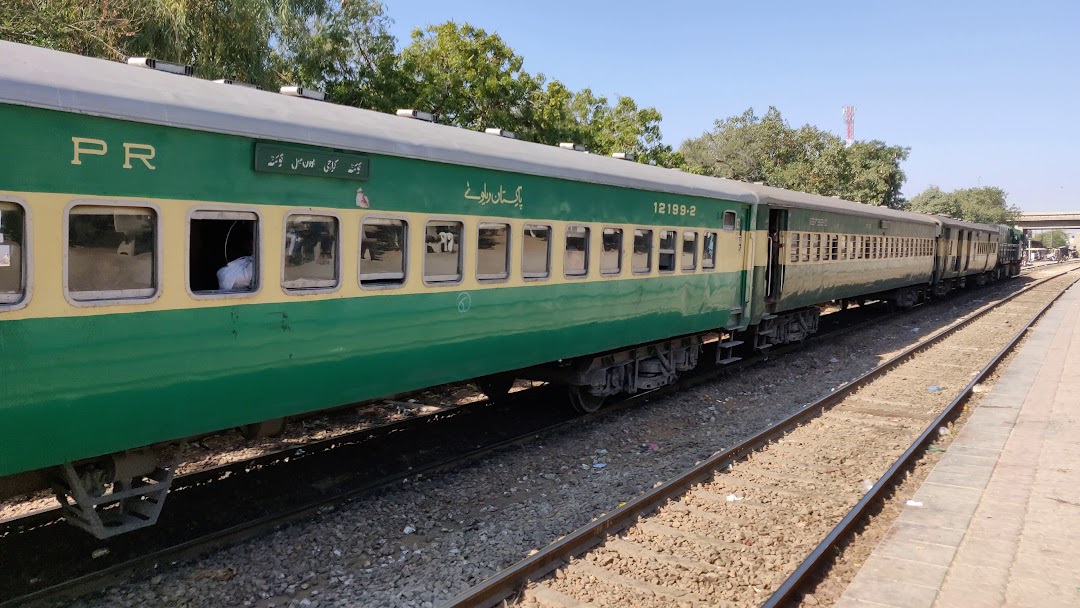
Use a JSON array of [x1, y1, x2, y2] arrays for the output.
[[765, 209, 787, 303]]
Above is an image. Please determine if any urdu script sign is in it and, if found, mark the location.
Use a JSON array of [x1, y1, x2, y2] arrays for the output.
[[254, 143, 370, 181]]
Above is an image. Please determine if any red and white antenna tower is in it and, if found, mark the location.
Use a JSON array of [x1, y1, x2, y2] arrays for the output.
[[842, 106, 856, 145]]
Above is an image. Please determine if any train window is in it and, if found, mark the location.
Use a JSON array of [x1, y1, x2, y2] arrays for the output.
[[564, 225, 590, 277], [283, 214, 338, 291], [522, 224, 551, 279], [830, 235, 839, 260], [840, 235, 848, 260], [703, 232, 717, 269], [601, 227, 623, 275], [803, 233, 811, 262], [69, 204, 159, 302], [632, 228, 652, 274], [812, 233, 821, 261], [790, 233, 800, 263], [659, 230, 677, 272], [425, 220, 463, 283], [723, 211, 737, 231], [360, 217, 407, 287], [477, 222, 510, 281], [0, 202, 26, 305], [682, 231, 698, 271], [189, 210, 259, 296]]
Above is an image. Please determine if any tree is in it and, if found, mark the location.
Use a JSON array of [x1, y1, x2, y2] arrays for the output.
[[1033, 230, 1069, 248], [907, 186, 1021, 225], [678, 107, 909, 208], [395, 21, 543, 132], [0, 0, 156, 59], [280, 0, 400, 111]]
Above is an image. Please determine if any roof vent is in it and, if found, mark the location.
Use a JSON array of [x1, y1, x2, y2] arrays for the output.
[[559, 142, 587, 152], [280, 86, 325, 101], [397, 109, 435, 122], [611, 152, 635, 161], [484, 128, 517, 139], [214, 79, 263, 90], [126, 57, 193, 76]]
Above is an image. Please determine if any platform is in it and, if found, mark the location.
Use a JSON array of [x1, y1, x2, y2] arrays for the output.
[[837, 282, 1080, 608]]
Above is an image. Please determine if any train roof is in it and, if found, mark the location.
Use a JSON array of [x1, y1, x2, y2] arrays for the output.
[[0, 41, 937, 229], [933, 215, 1003, 232], [746, 184, 938, 226]]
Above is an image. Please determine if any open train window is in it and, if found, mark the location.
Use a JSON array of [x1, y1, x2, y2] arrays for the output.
[[189, 210, 259, 297], [703, 232, 717, 269], [632, 228, 652, 274], [812, 233, 821, 261], [68, 203, 160, 304], [601, 227, 623, 275], [425, 220, 463, 283], [522, 224, 551, 279], [0, 201, 27, 306], [477, 222, 510, 281], [723, 211, 737, 231], [840, 235, 848, 260], [789, 233, 800, 263], [682, 231, 698, 271], [564, 225, 589, 277], [360, 217, 407, 287], [283, 213, 339, 292], [659, 230, 677, 272], [803, 233, 811, 262]]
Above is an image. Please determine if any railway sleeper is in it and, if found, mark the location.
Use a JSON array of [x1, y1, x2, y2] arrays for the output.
[[49, 449, 175, 539]]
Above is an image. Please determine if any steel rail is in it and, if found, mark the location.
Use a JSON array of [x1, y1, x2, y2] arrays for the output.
[[439, 268, 1080, 608], [762, 268, 1080, 607]]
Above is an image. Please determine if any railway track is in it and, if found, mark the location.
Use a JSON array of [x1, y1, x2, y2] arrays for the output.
[[0, 270, 1058, 607], [441, 267, 1080, 608]]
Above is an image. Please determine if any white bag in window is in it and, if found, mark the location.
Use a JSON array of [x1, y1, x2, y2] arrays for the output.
[[217, 255, 254, 291]]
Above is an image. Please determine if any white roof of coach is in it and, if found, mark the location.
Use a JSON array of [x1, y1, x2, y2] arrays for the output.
[[747, 184, 939, 226]]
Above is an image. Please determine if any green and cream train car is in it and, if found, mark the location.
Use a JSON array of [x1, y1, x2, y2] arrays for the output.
[[0, 42, 1008, 537]]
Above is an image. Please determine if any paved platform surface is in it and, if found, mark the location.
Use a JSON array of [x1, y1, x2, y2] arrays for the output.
[[837, 282, 1080, 608]]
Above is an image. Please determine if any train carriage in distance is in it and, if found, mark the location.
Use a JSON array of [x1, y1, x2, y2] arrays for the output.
[[932, 216, 1008, 293], [0, 41, 1023, 538]]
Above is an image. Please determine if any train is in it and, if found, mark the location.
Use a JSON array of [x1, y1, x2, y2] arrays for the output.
[[0, 41, 1024, 538]]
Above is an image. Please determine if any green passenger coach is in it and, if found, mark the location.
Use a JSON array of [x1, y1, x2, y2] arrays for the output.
[[0, 42, 1016, 538]]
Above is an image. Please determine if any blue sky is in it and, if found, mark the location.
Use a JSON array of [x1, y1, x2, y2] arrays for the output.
[[385, 0, 1079, 211]]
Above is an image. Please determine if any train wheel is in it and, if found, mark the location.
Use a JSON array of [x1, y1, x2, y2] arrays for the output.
[[476, 375, 515, 400], [568, 386, 606, 414]]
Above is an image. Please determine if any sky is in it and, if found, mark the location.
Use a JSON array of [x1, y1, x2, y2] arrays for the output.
[[384, 0, 1080, 212]]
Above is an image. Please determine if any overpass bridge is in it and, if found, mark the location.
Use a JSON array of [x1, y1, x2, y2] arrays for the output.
[[1015, 212, 1080, 231]]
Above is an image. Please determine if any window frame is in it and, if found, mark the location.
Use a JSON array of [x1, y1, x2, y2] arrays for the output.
[[359, 214, 410, 290], [476, 221, 512, 283], [702, 231, 718, 270], [281, 210, 342, 295], [423, 218, 465, 285], [522, 222, 552, 281], [186, 207, 265, 300], [632, 227, 653, 275], [722, 210, 738, 231], [0, 196, 31, 311], [65, 199, 164, 307], [601, 226, 624, 276], [658, 228, 678, 273], [563, 224, 590, 278], [681, 230, 698, 271]]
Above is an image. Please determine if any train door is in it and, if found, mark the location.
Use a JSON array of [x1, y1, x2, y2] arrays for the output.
[[765, 209, 786, 302], [962, 230, 972, 271]]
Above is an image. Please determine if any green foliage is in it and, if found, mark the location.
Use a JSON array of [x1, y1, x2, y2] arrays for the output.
[[0, 0, 151, 59], [907, 186, 1021, 225], [1032, 230, 1069, 248], [678, 107, 910, 208]]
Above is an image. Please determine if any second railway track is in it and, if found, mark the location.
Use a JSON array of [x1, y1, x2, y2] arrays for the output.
[[444, 268, 1080, 608]]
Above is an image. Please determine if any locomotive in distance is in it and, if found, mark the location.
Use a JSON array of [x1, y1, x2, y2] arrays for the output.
[[0, 41, 1023, 537]]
